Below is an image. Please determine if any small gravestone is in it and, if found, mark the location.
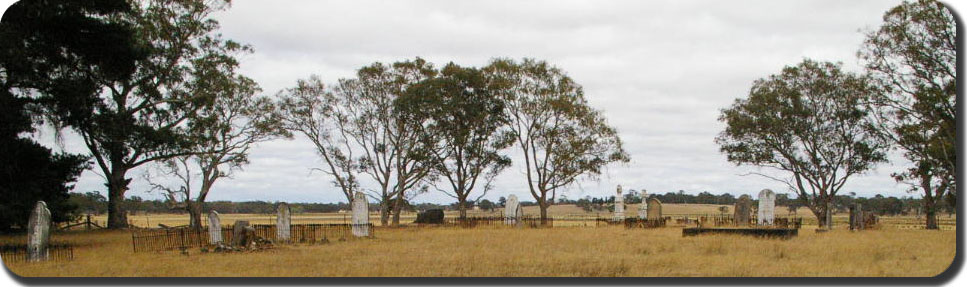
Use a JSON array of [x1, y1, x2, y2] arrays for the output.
[[232, 220, 250, 247], [27, 201, 51, 262], [414, 209, 445, 224], [646, 197, 662, 220], [757, 189, 776, 225], [276, 202, 291, 242], [613, 185, 625, 221], [734, 195, 752, 226], [208, 210, 222, 244], [849, 203, 865, 231], [351, 191, 370, 237], [504, 194, 522, 225]]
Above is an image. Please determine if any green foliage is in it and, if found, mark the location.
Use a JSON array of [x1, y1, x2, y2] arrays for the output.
[[716, 59, 887, 224]]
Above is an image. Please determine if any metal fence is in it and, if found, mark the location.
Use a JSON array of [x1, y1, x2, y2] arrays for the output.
[[0, 244, 74, 263], [130, 223, 375, 252]]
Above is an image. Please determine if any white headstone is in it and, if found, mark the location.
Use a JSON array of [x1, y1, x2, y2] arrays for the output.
[[757, 189, 776, 225], [208, 210, 222, 244], [351, 191, 370, 237], [613, 185, 625, 221], [276, 202, 291, 242], [637, 202, 648, 219], [504, 194, 522, 225], [27, 201, 51, 262]]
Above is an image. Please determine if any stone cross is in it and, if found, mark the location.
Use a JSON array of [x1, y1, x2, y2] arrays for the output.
[[27, 201, 51, 262], [208, 210, 222, 244], [637, 201, 648, 219], [504, 194, 522, 225], [613, 185, 625, 221], [351, 191, 370, 237], [276, 202, 291, 242], [646, 197, 662, 221], [734, 195, 752, 226], [757, 189, 776, 225]]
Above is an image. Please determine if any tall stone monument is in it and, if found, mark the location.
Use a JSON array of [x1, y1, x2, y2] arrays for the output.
[[504, 194, 522, 225], [757, 189, 776, 225], [351, 191, 370, 237], [849, 203, 865, 231], [208, 210, 222, 244], [613, 185, 625, 221], [734, 195, 752, 226], [27, 201, 51, 262], [276, 202, 291, 242], [646, 197, 662, 221], [637, 202, 648, 219]]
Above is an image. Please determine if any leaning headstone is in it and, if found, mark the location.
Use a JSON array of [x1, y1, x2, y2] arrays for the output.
[[351, 191, 370, 237], [613, 185, 625, 221], [734, 195, 752, 226], [232, 220, 250, 247], [276, 202, 291, 242], [646, 197, 662, 221], [27, 201, 51, 262], [208, 210, 222, 245], [757, 189, 776, 225], [504, 194, 522, 225]]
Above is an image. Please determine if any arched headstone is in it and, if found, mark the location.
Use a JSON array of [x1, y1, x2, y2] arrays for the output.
[[646, 198, 662, 220], [276, 202, 291, 242], [504, 194, 521, 225], [757, 189, 776, 225], [613, 185, 625, 221], [27, 201, 51, 262], [734, 195, 752, 226], [351, 191, 370, 237], [208, 210, 222, 244]]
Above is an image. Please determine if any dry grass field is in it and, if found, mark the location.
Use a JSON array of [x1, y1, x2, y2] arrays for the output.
[[2, 217, 957, 277]]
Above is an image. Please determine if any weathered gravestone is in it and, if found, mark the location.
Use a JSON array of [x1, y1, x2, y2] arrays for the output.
[[646, 197, 662, 221], [757, 189, 776, 225], [504, 194, 522, 225], [849, 203, 865, 231], [27, 201, 51, 262], [276, 202, 291, 242], [414, 209, 445, 224], [208, 210, 222, 245], [613, 185, 625, 221], [351, 191, 370, 237], [734, 195, 752, 226], [231, 220, 250, 247], [637, 203, 648, 220]]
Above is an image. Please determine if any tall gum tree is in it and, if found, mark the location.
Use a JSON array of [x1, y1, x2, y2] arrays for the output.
[[715, 59, 888, 228]]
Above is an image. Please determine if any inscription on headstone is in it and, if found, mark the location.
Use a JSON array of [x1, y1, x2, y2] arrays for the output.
[[208, 210, 222, 244], [646, 197, 662, 221], [351, 191, 370, 237], [504, 194, 522, 225], [276, 202, 291, 242], [757, 189, 776, 225], [613, 185, 625, 221], [27, 201, 51, 262], [734, 195, 752, 226]]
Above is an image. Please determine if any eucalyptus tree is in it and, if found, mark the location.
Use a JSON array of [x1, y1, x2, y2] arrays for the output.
[[484, 58, 629, 225], [146, 75, 289, 230], [397, 63, 513, 219], [4, 0, 243, 228], [715, 60, 888, 227], [859, 0, 956, 229]]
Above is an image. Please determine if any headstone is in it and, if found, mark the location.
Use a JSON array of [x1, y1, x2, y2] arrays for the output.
[[613, 185, 625, 221], [351, 191, 370, 237], [414, 209, 445, 224], [757, 189, 776, 225], [646, 197, 662, 220], [27, 201, 51, 262], [208, 210, 222, 244], [231, 220, 250, 247], [276, 202, 291, 242], [734, 195, 752, 226], [849, 203, 865, 231], [504, 194, 522, 225], [637, 202, 648, 219]]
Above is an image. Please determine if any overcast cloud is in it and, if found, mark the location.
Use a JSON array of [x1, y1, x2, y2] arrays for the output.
[[26, 0, 943, 204]]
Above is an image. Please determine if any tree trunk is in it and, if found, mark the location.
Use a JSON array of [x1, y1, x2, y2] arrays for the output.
[[188, 201, 203, 231], [539, 203, 549, 227], [379, 200, 390, 226], [106, 171, 129, 229], [458, 196, 468, 220], [924, 199, 939, 230], [391, 195, 403, 226]]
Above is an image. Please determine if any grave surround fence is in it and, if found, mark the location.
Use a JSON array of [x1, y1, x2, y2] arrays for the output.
[[130, 223, 375, 253], [0, 244, 74, 263]]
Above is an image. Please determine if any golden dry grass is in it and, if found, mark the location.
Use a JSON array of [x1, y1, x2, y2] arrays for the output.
[[3, 223, 956, 277]]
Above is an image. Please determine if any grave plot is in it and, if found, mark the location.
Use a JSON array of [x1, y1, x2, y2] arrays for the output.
[[130, 223, 375, 253], [679, 189, 803, 238]]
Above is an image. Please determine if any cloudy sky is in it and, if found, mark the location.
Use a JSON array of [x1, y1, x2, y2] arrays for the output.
[[27, 0, 946, 204]]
